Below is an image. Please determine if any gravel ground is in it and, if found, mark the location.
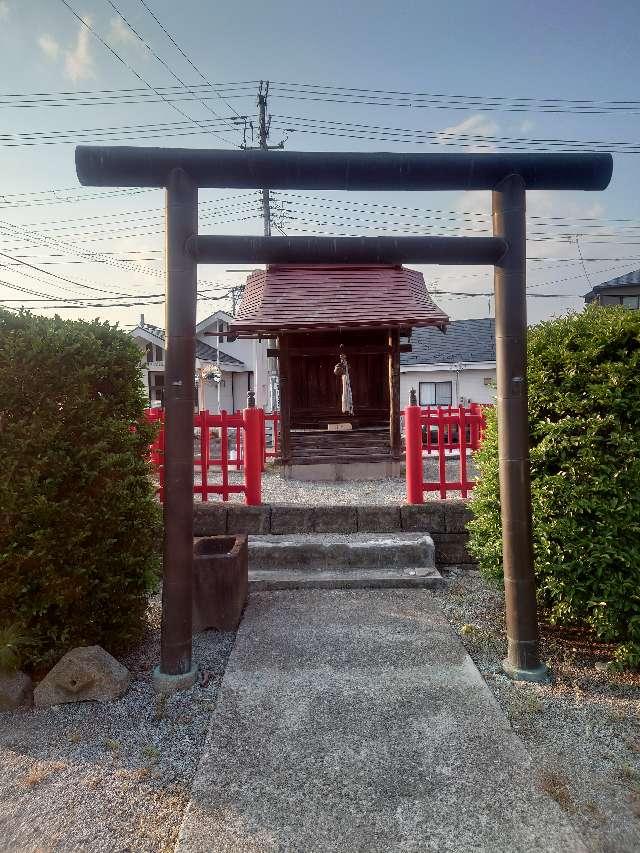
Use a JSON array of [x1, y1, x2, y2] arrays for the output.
[[0, 597, 236, 853], [190, 455, 478, 504], [434, 570, 640, 853]]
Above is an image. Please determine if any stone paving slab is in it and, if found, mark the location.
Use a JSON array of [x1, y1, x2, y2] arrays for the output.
[[176, 590, 585, 853]]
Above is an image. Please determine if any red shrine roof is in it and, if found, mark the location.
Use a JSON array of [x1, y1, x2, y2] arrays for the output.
[[230, 265, 449, 336]]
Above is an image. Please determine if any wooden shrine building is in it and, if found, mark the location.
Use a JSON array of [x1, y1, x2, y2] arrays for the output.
[[231, 265, 449, 479]]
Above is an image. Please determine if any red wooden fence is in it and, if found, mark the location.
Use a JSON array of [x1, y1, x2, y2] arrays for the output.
[[147, 404, 486, 504], [145, 406, 263, 504], [405, 403, 488, 501]]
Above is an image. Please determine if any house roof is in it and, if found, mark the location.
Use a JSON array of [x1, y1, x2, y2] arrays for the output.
[[402, 318, 496, 366], [230, 264, 449, 335], [133, 322, 245, 366], [195, 309, 234, 334], [584, 268, 640, 302]]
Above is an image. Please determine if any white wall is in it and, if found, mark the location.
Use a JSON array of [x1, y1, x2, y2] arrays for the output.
[[200, 370, 252, 413], [195, 328, 268, 409], [400, 362, 496, 407]]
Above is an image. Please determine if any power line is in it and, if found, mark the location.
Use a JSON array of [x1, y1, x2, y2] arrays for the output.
[[0, 249, 134, 297], [3, 110, 638, 152], [57, 0, 238, 147], [135, 0, 245, 119], [0, 82, 258, 110], [269, 115, 640, 153], [6, 187, 639, 230], [105, 0, 245, 143], [4, 78, 640, 115], [268, 80, 640, 116]]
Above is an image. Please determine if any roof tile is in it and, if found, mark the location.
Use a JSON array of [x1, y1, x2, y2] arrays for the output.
[[402, 318, 496, 365], [231, 264, 448, 334]]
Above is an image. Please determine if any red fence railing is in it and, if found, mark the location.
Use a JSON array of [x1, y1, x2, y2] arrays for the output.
[[145, 406, 262, 504], [405, 403, 488, 501]]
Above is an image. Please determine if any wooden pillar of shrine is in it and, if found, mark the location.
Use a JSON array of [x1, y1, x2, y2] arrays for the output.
[[389, 329, 401, 461], [278, 334, 292, 464]]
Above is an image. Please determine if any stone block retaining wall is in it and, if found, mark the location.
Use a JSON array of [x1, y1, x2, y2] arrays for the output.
[[193, 502, 476, 571]]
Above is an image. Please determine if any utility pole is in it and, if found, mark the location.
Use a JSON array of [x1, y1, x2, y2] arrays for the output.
[[245, 81, 285, 236], [243, 81, 286, 412], [230, 284, 246, 316]]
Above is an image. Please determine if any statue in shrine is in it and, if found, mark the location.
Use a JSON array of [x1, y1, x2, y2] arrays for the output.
[[333, 347, 354, 415]]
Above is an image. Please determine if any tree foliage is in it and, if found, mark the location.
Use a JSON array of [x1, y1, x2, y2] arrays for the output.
[[468, 304, 640, 666], [0, 310, 161, 671]]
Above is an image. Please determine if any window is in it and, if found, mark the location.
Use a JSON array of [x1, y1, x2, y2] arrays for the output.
[[216, 319, 228, 341], [155, 345, 163, 361], [150, 374, 164, 402], [621, 295, 639, 309], [418, 381, 452, 406]]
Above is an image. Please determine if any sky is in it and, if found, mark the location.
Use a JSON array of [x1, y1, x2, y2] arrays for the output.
[[1, 0, 639, 329]]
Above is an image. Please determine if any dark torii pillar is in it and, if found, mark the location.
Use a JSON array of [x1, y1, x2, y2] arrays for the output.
[[493, 174, 546, 680], [156, 168, 198, 691]]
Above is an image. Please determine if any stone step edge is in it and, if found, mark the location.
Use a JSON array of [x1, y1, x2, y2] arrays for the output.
[[248, 567, 444, 591], [249, 534, 435, 571]]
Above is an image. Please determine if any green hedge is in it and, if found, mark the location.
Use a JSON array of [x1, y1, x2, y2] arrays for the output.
[[0, 310, 161, 671], [468, 304, 640, 666]]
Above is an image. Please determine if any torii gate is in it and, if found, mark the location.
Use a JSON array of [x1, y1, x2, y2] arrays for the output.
[[75, 147, 612, 690]]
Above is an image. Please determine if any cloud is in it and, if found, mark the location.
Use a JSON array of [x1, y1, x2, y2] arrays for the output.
[[38, 33, 60, 60], [436, 114, 499, 151], [64, 19, 95, 83], [109, 16, 138, 46], [0, 2, 9, 21]]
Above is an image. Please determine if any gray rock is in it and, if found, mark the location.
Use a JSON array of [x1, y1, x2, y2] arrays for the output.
[[400, 502, 446, 533], [357, 505, 402, 532], [313, 505, 357, 534], [34, 646, 130, 708], [432, 533, 476, 566], [193, 503, 227, 536], [227, 504, 271, 535], [0, 671, 33, 712], [270, 505, 315, 535]]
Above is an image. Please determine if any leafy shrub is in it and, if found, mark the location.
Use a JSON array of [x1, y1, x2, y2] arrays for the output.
[[0, 310, 161, 670], [468, 304, 640, 666]]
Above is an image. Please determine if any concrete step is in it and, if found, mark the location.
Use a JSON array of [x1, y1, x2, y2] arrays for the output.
[[250, 566, 444, 591], [249, 532, 435, 572]]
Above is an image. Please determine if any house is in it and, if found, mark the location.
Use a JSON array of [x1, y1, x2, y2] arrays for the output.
[[131, 310, 269, 412], [230, 264, 448, 479], [584, 269, 640, 308], [400, 318, 496, 407]]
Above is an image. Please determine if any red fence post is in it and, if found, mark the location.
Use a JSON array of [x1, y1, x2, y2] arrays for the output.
[[459, 405, 468, 499], [220, 410, 229, 501], [260, 409, 267, 472], [243, 395, 262, 506], [405, 395, 424, 505]]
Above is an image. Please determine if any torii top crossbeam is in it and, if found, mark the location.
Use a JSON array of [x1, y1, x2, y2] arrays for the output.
[[74, 145, 613, 692], [75, 146, 612, 191]]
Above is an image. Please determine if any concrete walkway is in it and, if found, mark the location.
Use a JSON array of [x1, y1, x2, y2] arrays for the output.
[[177, 590, 585, 853]]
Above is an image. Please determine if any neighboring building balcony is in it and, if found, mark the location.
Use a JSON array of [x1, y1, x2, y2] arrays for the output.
[[146, 360, 165, 371]]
